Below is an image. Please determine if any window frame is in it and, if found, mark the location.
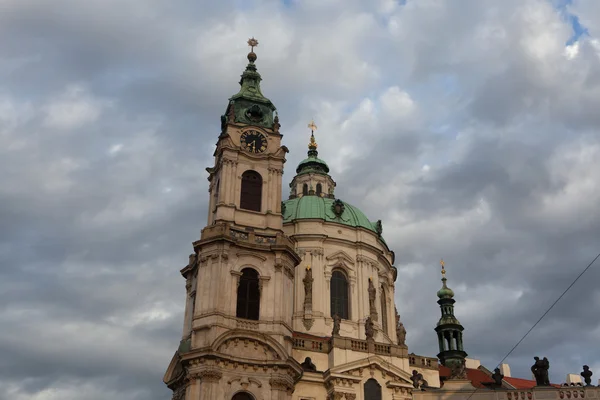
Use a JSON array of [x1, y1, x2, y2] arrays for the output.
[[330, 269, 349, 320]]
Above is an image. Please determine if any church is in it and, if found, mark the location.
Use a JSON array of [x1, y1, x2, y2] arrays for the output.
[[162, 40, 598, 400]]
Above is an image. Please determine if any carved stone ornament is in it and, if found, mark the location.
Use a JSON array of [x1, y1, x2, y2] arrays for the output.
[[199, 369, 223, 383], [269, 377, 293, 392], [332, 199, 345, 217]]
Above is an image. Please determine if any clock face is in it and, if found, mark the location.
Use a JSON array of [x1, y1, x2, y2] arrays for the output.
[[240, 131, 267, 153]]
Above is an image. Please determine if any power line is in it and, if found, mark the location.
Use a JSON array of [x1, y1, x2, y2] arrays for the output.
[[461, 251, 600, 400]]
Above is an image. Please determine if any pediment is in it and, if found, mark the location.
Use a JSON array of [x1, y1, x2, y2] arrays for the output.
[[217, 337, 281, 361], [163, 352, 185, 386], [213, 134, 235, 156], [326, 251, 355, 265], [328, 356, 414, 387]]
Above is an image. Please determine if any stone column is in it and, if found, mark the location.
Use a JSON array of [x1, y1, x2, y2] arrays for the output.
[[269, 376, 294, 400], [196, 370, 223, 399]]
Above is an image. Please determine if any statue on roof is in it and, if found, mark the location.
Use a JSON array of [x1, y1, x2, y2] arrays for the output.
[[581, 365, 593, 386], [411, 370, 428, 389], [531, 357, 550, 386], [395, 307, 406, 345], [301, 357, 317, 372], [492, 368, 504, 386]]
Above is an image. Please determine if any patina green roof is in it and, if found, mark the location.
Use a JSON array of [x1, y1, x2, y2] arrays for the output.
[[223, 50, 277, 130], [282, 196, 382, 237], [437, 278, 455, 299], [296, 132, 330, 175]]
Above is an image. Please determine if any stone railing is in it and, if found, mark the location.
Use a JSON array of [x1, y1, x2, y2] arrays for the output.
[[502, 387, 599, 400], [409, 353, 439, 370], [292, 335, 331, 354], [292, 335, 408, 358], [198, 223, 295, 249]]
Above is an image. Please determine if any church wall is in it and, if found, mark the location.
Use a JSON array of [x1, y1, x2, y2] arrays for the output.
[[285, 220, 397, 344]]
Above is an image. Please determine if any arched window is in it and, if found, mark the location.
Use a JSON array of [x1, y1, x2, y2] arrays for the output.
[[316, 183, 322, 196], [364, 378, 382, 400], [232, 392, 255, 400], [240, 171, 262, 212], [380, 285, 388, 334], [236, 268, 260, 320], [302, 183, 308, 195], [330, 270, 349, 320]]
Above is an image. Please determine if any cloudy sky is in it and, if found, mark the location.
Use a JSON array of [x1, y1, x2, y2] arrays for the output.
[[2, 0, 600, 398]]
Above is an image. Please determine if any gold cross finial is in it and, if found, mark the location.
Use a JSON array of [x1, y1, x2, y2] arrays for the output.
[[440, 259, 446, 277], [247, 37, 259, 52], [308, 120, 317, 133]]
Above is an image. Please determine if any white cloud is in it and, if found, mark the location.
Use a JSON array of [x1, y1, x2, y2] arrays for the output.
[[43, 84, 111, 130]]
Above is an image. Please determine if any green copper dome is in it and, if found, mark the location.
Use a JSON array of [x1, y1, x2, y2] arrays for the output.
[[437, 278, 455, 299], [282, 196, 382, 237], [296, 132, 330, 175]]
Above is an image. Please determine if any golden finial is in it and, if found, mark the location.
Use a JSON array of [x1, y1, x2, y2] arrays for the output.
[[306, 265, 311, 270], [247, 37, 259, 51], [440, 259, 446, 277], [308, 120, 318, 149]]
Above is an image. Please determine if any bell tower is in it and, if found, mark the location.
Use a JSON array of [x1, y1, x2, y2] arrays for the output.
[[164, 39, 302, 400], [435, 260, 468, 380], [207, 37, 287, 232]]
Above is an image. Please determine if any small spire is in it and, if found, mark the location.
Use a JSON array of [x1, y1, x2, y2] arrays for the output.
[[307, 120, 319, 157], [437, 259, 454, 299]]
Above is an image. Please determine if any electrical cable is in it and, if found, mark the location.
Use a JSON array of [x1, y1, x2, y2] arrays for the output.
[[460, 252, 600, 400]]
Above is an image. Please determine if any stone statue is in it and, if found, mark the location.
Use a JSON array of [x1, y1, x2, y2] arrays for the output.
[[303, 267, 313, 307], [365, 316, 375, 340], [188, 253, 197, 269], [368, 278, 377, 320], [395, 307, 406, 345], [492, 368, 504, 386], [531, 357, 550, 386], [332, 314, 341, 336], [220, 114, 227, 134], [410, 370, 428, 389], [273, 113, 281, 133], [227, 102, 235, 123], [301, 357, 317, 372], [581, 365, 593, 386]]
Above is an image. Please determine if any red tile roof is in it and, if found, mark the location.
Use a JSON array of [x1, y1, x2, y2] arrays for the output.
[[503, 377, 561, 389], [438, 366, 560, 389], [438, 366, 495, 388]]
